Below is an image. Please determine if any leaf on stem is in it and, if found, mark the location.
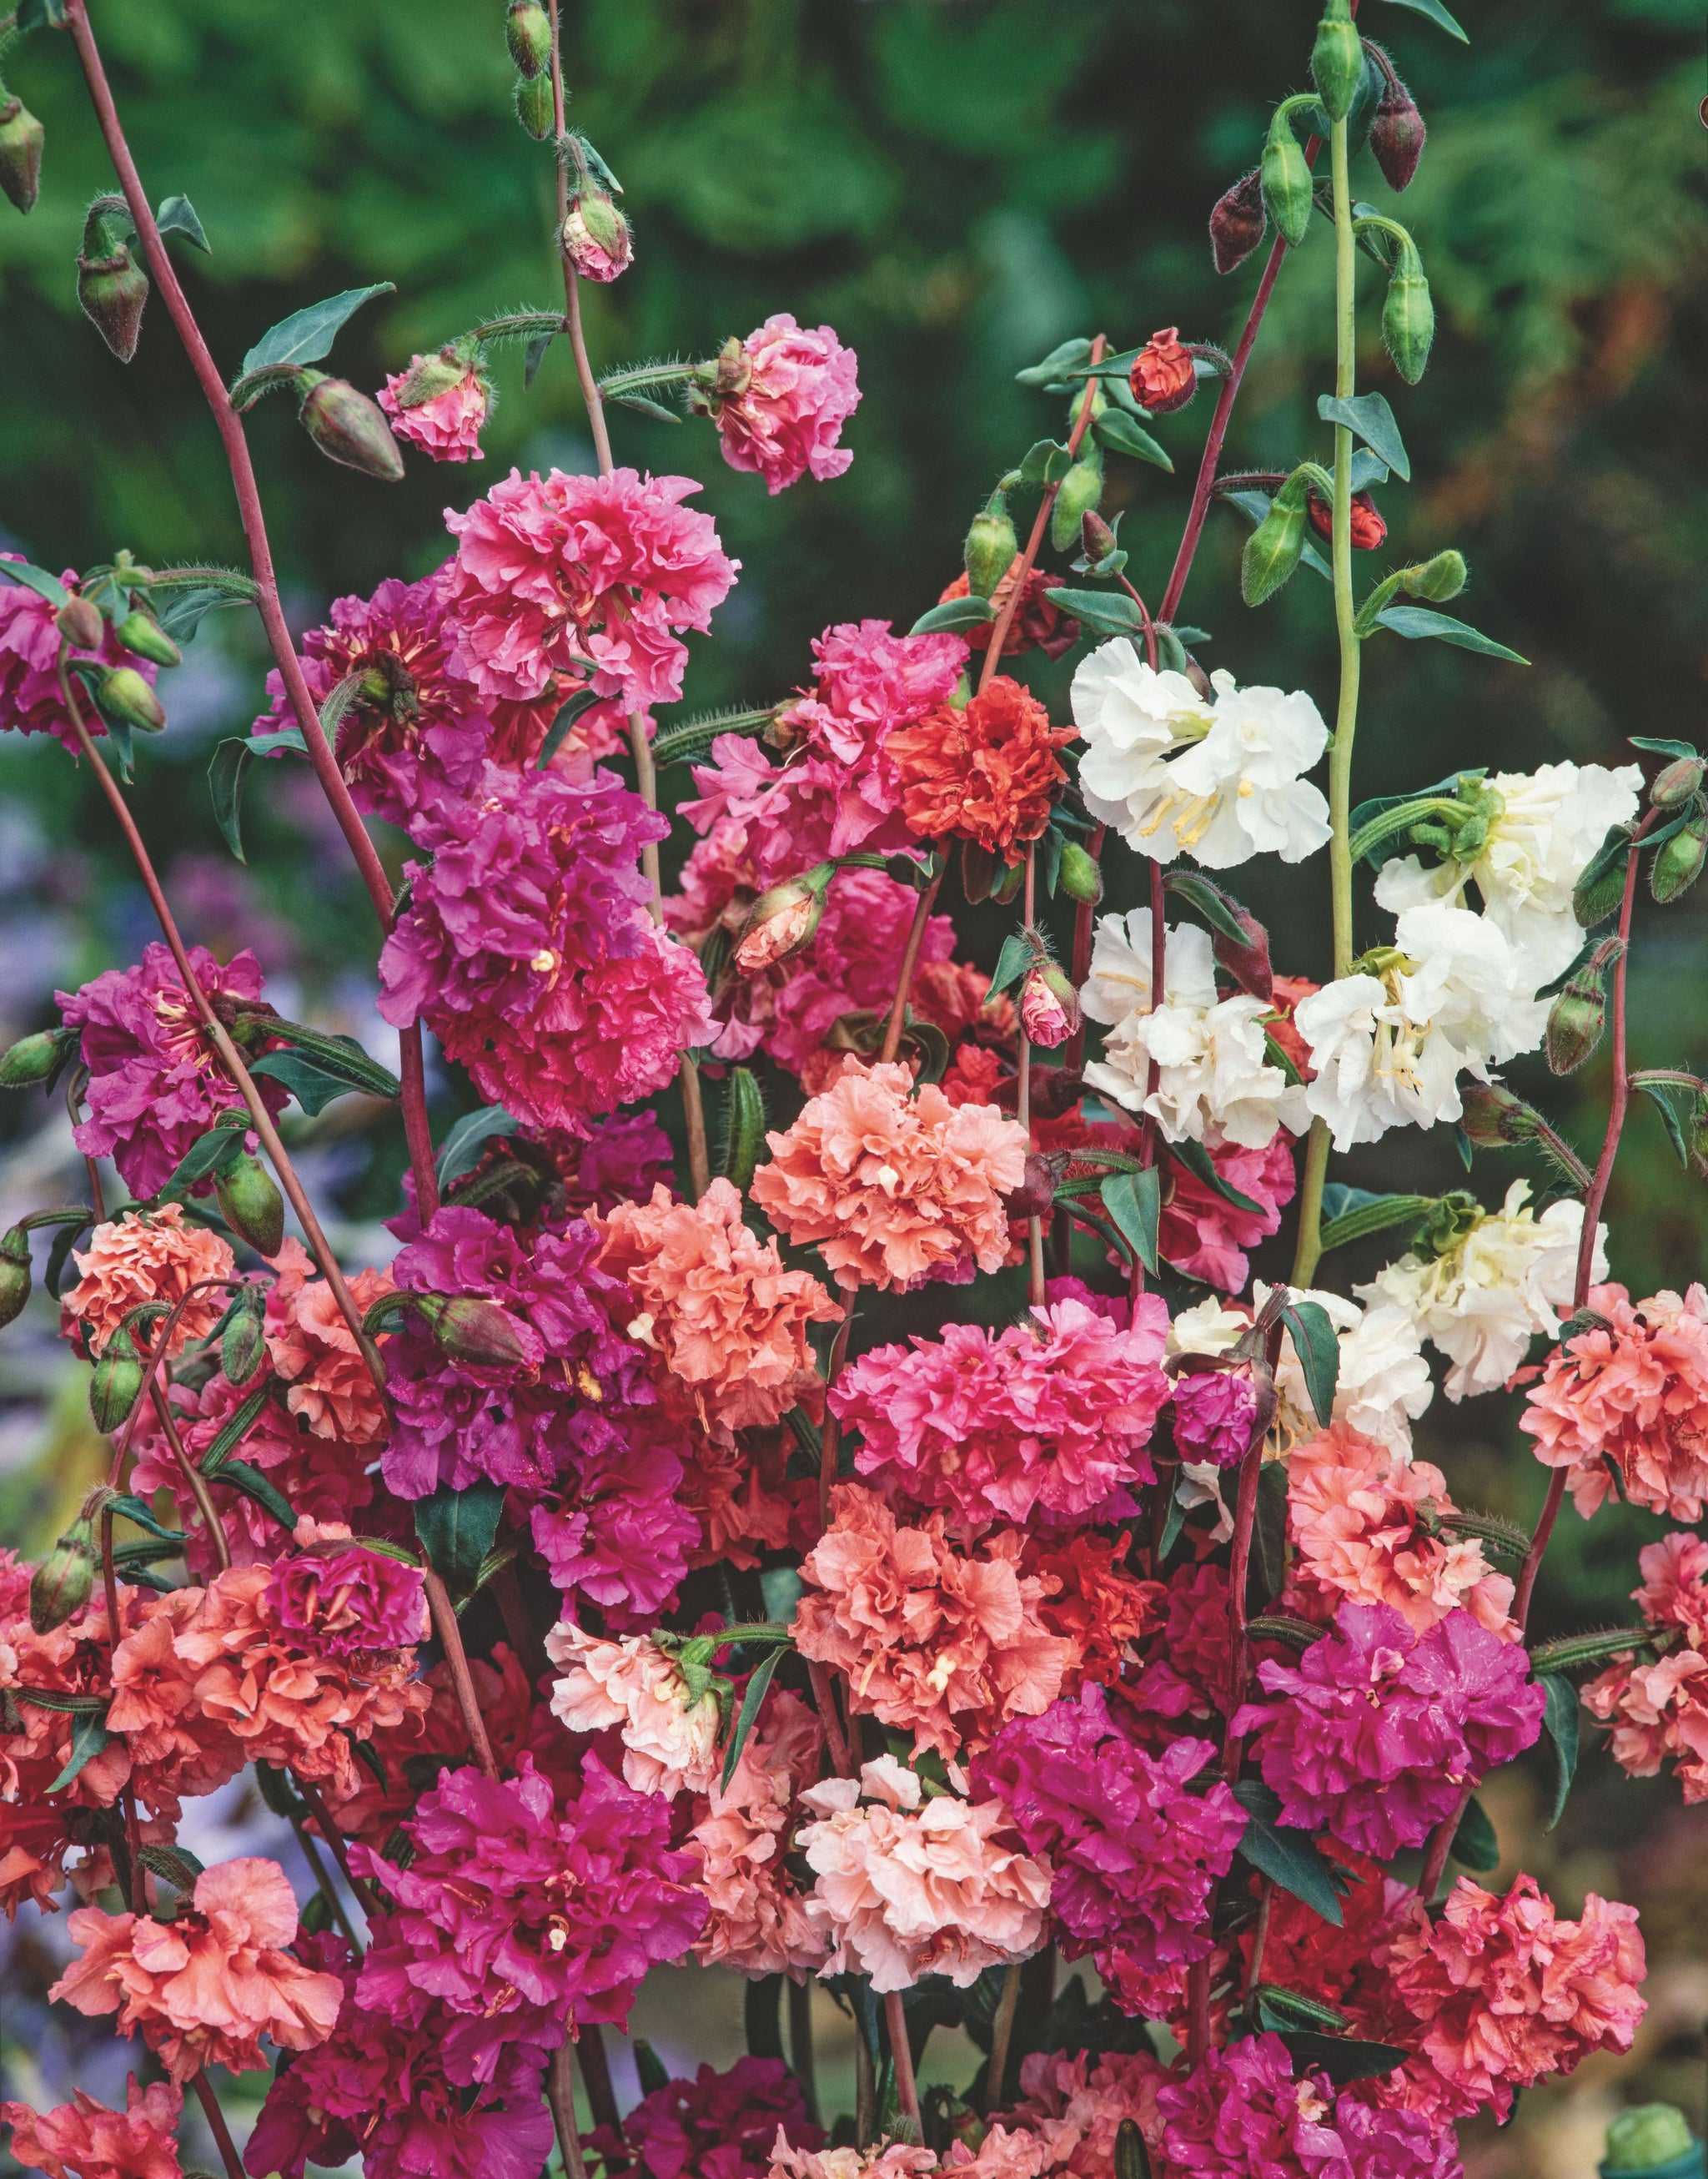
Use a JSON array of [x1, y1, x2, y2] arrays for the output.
[[48, 1709, 112, 1794], [1100, 1169, 1160, 1275], [721, 1645, 785, 1793], [1377, 0, 1469, 40], [1374, 606, 1528, 665], [0, 559, 69, 608], [436, 1105, 520, 1190], [1280, 1300, 1339, 1427], [414, 1478, 507, 1598], [911, 596, 995, 636], [1043, 586, 1143, 636], [1232, 1781, 1344, 1925], [208, 738, 254, 861], [1539, 1673, 1579, 1832], [535, 688, 605, 769], [1092, 410, 1173, 471], [155, 196, 210, 252], [239, 284, 396, 378], [1316, 392, 1411, 481], [1449, 1793, 1500, 1872]]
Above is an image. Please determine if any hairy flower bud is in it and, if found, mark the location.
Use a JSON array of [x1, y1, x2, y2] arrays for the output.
[[413, 1292, 535, 1372], [515, 72, 555, 139], [1115, 2122, 1148, 2179], [1003, 1150, 1070, 1221], [30, 1517, 97, 1634], [78, 243, 150, 362], [0, 95, 44, 216], [215, 1151, 286, 1259], [298, 374, 407, 481], [1242, 473, 1310, 606], [1382, 240, 1434, 385], [1405, 548, 1468, 602], [505, 0, 553, 78], [1261, 113, 1314, 249], [0, 1223, 30, 1331], [1020, 960, 1080, 1049], [1307, 488, 1387, 551], [1057, 840, 1103, 905], [222, 1286, 268, 1384], [1545, 964, 1610, 1076], [0, 1027, 69, 1088], [1458, 1079, 1541, 1148], [89, 1323, 145, 1434], [56, 595, 105, 651], [1209, 168, 1267, 275], [563, 190, 633, 283], [1650, 803, 1708, 905], [1603, 2108, 1696, 2176], [1370, 69, 1427, 191], [115, 609, 183, 669], [1311, 0, 1364, 123], [98, 666, 167, 734], [1649, 757, 1705, 811], [1128, 328, 1197, 415], [734, 871, 829, 974], [1049, 453, 1103, 554], [964, 493, 1017, 600]]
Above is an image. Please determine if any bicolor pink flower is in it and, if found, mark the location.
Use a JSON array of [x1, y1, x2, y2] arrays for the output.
[[2, 2079, 183, 2179], [712, 315, 860, 494], [685, 1688, 827, 1979], [0, 560, 154, 751], [585, 2056, 822, 2179], [1000, 2048, 1168, 2179], [441, 466, 737, 711], [1582, 1532, 1708, 1796], [377, 353, 491, 464], [266, 1535, 428, 1654], [545, 1619, 722, 1798]]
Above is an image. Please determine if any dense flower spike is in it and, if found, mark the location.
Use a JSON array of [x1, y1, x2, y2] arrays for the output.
[[711, 315, 861, 493]]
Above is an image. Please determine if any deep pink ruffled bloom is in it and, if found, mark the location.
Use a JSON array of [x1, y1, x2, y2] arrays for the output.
[[565, 1110, 676, 1213], [0, 559, 154, 751], [244, 1935, 552, 2179], [1171, 1368, 1262, 1467], [1232, 1601, 1545, 1859], [831, 1295, 1170, 1527], [58, 943, 284, 1199], [585, 2056, 821, 2179], [714, 316, 860, 495], [265, 1545, 427, 1655], [527, 1409, 698, 1628], [352, 1753, 706, 2081], [441, 466, 737, 711], [378, 356, 491, 464], [378, 762, 711, 1135], [971, 1684, 1246, 2017]]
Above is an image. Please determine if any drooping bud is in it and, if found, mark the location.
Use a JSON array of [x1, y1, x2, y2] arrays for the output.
[[1242, 472, 1311, 606], [0, 1224, 31, 1330], [1603, 2107, 1696, 2176], [1382, 239, 1434, 385], [1057, 840, 1103, 905], [78, 242, 150, 362], [1128, 328, 1197, 415], [89, 1322, 145, 1434], [1545, 953, 1615, 1075], [0, 1027, 70, 1088], [1079, 511, 1118, 567], [97, 667, 167, 734], [1310, 0, 1364, 124], [1049, 453, 1103, 554], [55, 595, 106, 651], [1650, 756, 1705, 811], [116, 609, 183, 669], [1019, 960, 1080, 1049], [1209, 169, 1267, 275], [297, 374, 406, 481], [734, 869, 830, 975], [221, 1285, 268, 1384], [411, 1292, 536, 1372], [1370, 66, 1427, 191], [1650, 802, 1708, 904], [1404, 549, 1468, 602], [1306, 489, 1386, 551], [29, 1517, 97, 1634], [1261, 111, 1314, 249], [1458, 1079, 1541, 1148], [1003, 1150, 1070, 1221], [515, 73, 555, 139], [964, 491, 1017, 600], [562, 189, 633, 283], [505, 0, 553, 78], [215, 1152, 285, 1259], [0, 95, 44, 216], [1573, 826, 1635, 926]]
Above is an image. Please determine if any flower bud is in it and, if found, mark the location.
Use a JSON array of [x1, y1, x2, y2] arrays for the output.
[[1306, 489, 1386, 551], [1404, 549, 1468, 602], [1057, 841, 1103, 905], [78, 244, 150, 363], [1128, 328, 1196, 415], [1049, 454, 1103, 555], [1079, 511, 1118, 566], [1382, 242, 1434, 385], [116, 610, 183, 669], [1574, 829, 1635, 926], [413, 1292, 536, 1372], [0, 1028, 69, 1088], [505, 0, 553, 78], [1650, 803, 1708, 905], [1115, 2121, 1148, 2179], [1370, 70, 1427, 192], [515, 73, 555, 139], [1458, 1079, 1540, 1148], [1261, 114, 1314, 249], [215, 1152, 285, 1259], [964, 493, 1017, 600], [30, 1518, 96, 1634], [1311, 0, 1364, 123], [734, 873, 828, 974], [89, 1323, 145, 1434], [1604, 2107, 1696, 2176], [1649, 757, 1705, 811], [98, 666, 167, 733], [1209, 169, 1267, 275], [0, 1223, 31, 1330], [222, 1286, 268, 1384], [1242, 475, 1309, 606], [298, 375, 406, 482], [1019, 961, 1080, 1049], [1003, 1150, 1070, 1221], [0, 95, 44, 216], [56, 596, 105, 651], [1545, 966, 1609, 1076], [563, 190, 633, 284]]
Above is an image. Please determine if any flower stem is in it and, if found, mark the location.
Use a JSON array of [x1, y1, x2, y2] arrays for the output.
[[790, 1979, 821, 2127], [189, 2071, 245, 2179], [423, 1566, 500, 1780], [150, 1382, 231, 1571], [548, 2044, 590, 2179], [884, 1988, 923, 2139], [984, 1960, 1023, 2114]]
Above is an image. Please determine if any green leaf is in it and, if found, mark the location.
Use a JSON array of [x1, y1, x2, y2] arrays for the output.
[[613, 394, 684, 423], [159, 1114, 249, 1193], [1162, 869, 1248, 946], [1378, 0, 1469, 39], [1316, 392, 1411, 481], [48, 1710, 112, 1794], [156, 195, 210, 252], [149, 571, 260, 642], [1630, 736, 1700, 762], [1450, 1793, 1500, 1872], [1636, 1079, 1692, 1168], [1017, 439, 1073, 486], [910, 596, 995, 635], [1539, 1673, 1579, 1832], [1015, 340, 1092, 386], [987, 931, 1034, 999], [138, 1841, 206, 1891], [634, 2040, 672, 2098], [1168, 1137, 1265, 1216], [437, 1105, 520, 1189], [1281, 1300, 1339, 1427], [198, 1381, 277, 1477], [1232, 1782, 1344, 1925], [208, 738, 253, 862], [721, 1644, 785, 1793], [1250, 1460, 1290, 1610], [240, 284, 396, 377], [536, 689, 604, 769], [1374, 606, 1530, 665], [1254, 1985, 1353, 2036], [1277, 2033, 1408, 2084], [1101, 1168, 1160, 1275], [15, 0, 68, 31], [14, 1688, 108, 1714], [214, 1460, 296, 1532], [1349, 450, 1390, 492], [107, 1495, 188, 1545], [44, 1218, 93, 1301], [249, 1030, 400, 1111], [1042, 586, 1143, 635], [414, 1479, 506, 1597], [1092, 410, 1173, 471], [524, 329, 558, 388], [1318, 1191, 1434, 1255], [0, 558, 69, 608]]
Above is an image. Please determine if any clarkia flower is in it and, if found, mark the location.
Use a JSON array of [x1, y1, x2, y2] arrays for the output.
[[585, 2055, 823, 2179], [0, 559, 154, 751], [545, 1618, 723, 1797], [266, 1533, 429, 1653], [377, 351, 492, 464], [887, 675, 1074, 863], [711, 315, 861, 494], [1, 2078, 184, 2179], [60, 1208, 235, 1358], [685, 1687, 827, 1978]]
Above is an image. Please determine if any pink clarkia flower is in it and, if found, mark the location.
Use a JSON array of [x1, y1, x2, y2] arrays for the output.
[[1, 2078, 184, 2179], [712, 315, 860, 495], [377, 352, 491, 464]]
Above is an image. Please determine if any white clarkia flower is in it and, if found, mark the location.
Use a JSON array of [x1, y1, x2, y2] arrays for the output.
[[1080, 908, 1218, 1024], [1359, 1179, 1608, 1401], [1072, 643, 1331, 871], [1294, 901, 1545, 1150]]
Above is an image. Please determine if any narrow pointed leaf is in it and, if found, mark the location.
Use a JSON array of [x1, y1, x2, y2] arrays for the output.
[[1232, 1782, 1344, 1925], [721, 1644, 785, 1793], [1101, 1169, 1160, 1275], [1374, 606, 1529, 665], [1539, 1673, 1579, 1832], [240, 284, 396, 377], [1168, 1137, 1266, 1215], [156, 195, 210, 252], [1449, 1793, 1500, 1872], [208, 738, 253, 862], [1379, 0, 1468, 38], [1316, 392, 1410, 481], [1093, 410, 1173, 471], [437, 1105, 520, 1189], [48, 1711, 112, 1794], [911, 596, 995, 636], [987, 932, 1035, 999], [214, 1460, 296, 1532], [1042, 586, 1143, 635], [1281, 1300, 1339, 1426]]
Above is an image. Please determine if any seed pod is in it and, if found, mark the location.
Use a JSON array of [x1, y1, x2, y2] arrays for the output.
[[1545, 962, 1611, 1076], [298, 375, 406, 482], [505, 0, 553, 78], [734, 873, 828, 974], [413, 1293, 536, 1372], [221, 1286, 268, 1384], [1382, 239, 1434, 385], [1261, 113, 1314, 249], [56, 596, 106, 651], [0, 1027, 69, 1088], [719, 1067, 766, 1195], [77, 244, 149, 362], [1003, 1150, 1071, 1221], [115, 610, 182, 669], [29, 1517, 96, 1634], [1650, 802, 1708, 904], [1050, 454, 1103, 555], [0, 1223, 31, 1330], [1310, 0, 1364, 123], [98, 667, 167, 733], [1057, 840, 1103, 905], [515, 72, 555, 138], [1458, 1079, 1540, 1148], [1242, 474, 1310, 606], [1209, 169, 1267, 275], [964, 492, 1017, 600], [1370, 68, 1427, 191], [89, 1323, 145, 1434], [215, 1152, 286, 1259], [0, 95, 44, 216], [1649, 757, 1705, 811], [1019, 962, 1080, 1049], [1404, 549, 1467, 602]]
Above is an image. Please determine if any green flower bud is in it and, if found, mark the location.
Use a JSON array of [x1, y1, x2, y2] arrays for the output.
[[563, 189, 633, 280], [1574, 827, 1635, 926], [964, 492, 1017, 600], [77, 244, 150, 363], [1604, 2108, 1696, 2176], [115, 610, 182, 669], [1050, 455, 1103, 555], [297, 374, 406, 482], [1457, 1079, 1540, 1148], [98, 666, 167, 734], [89, 1323, 146, 1434], [1243, 474, 1311, 606], [1115, 2120, 1150, 2179], [0, 1224, 31, 1331], [0, 1027, 70, 1088], [412, 1292, 536, 1372], [515, 72, 555, 139], [1310, 0, 1364, 123], [1261, 113, 1314, 249], [1382, 241, 1434, 385], [221, 1286, 268, 1384], [1650, 757, 1705, 811], [1650, 802, 1708, 905], [505, 0, 554, 78], [29, 1517, 97, 1634], [1404, 549, 1467, 602], [0, 95, 44, 217], [1545, 965, 1610, 1076], [56, 596, 106, 651], [1057, 840, 1103, 905], [215, 1152, 286, 1259]]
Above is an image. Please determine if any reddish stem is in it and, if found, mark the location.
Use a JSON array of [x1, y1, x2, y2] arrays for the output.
[[189, 2071, 245, 2179], [817, 1294, 857, 1532], [424, 1567, 500, 1779], [884, 1988, 923, 2136], [294, 1770, 384, 1918], [806, 1658, 856, 1779]]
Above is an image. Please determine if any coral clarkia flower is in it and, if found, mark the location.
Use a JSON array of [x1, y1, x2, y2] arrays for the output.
[[2, 2079, 183, 2179], [887, 676, 1074, 863], [60, 1208, 236, 1358]]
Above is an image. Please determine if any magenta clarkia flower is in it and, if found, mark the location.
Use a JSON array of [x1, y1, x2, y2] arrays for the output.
[[714, 315, 861, 495], [1171, 1367, 1262, 1467], [585, 2055, 822, 2179], [265, 1546, 427, 1654], [1, 558, 155, 751]]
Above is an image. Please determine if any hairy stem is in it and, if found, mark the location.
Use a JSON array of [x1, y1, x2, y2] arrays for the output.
[[884, 1987, 922, 2137]]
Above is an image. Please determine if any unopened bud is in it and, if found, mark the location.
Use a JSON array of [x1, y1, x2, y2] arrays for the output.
[[1114, 2120, 1150, 2179], [1649, 757, 1705, 811], [56, 596, 105, 651], [116, 610, 182, 669], [1382, 242, 1434, 385], [1261, 113, 1314, 249], [1242, 475, 1309, 606], [215, 1152, 285, 1259], [1545, 967, 1610, 1076], [734, 873, 828, 974], [0, 1224, 31, 1330], [1574, 828, 1635, 926], [1049, 454, 1103, 555], [414, 1292, 536, 1373], [1209, 169, 1267, 275], [1311, 0, 1364, 123], [563, 190, 633, 284], [1019, 961, 1080, 1049], [1604, 2107, 1696, 2176], [0, 1028, 69, 1088], [77, 244, 149, 363], [389, 349, 471, 410], [515, 73, 555, 139], [1650, 803, 1708, 905], [964, 493, 1017, 600], [1370, 68, 1427, 192], [1307, 489, 1386, 551], [0, 95, 44, 216], [1079, 511, 1118, 566], [89, 1324, 145, 1434], [98, 666, 166, 733], [298, 375, 406, 482], [1404, 549, 1467, 602], [1458, 1079, 1540, 1148], [1004, 1150, 1070, 1221], [30, 1518, 96, 1634], [222, 1286, 268, 1384], [1057, 840, 1103, 905], [505, 0, 553, 78], [1128, 328, 1197, 415]]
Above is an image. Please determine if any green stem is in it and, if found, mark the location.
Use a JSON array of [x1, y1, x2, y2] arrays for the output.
[[470, 309, 566, 344], [598, 361, 700, 399]]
